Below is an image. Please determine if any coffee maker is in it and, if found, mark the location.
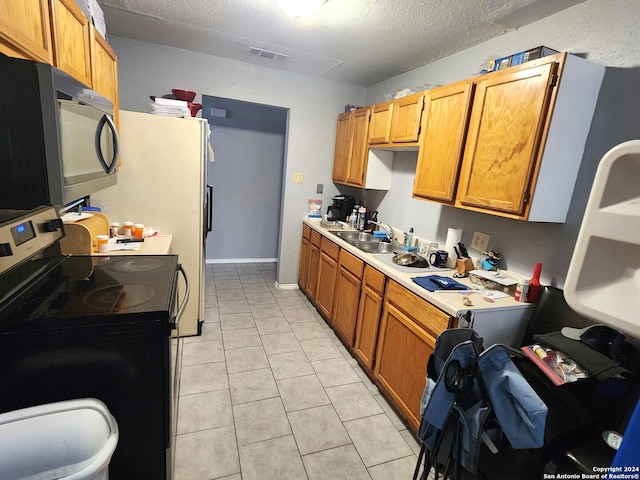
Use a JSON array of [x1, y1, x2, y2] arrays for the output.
[[326, 195, 356, 222]]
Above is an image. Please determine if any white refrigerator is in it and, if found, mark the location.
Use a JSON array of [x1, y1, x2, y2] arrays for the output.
[[92, 110, 212, 337]]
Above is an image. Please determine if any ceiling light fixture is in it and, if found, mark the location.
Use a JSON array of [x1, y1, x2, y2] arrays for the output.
[[277, 0, 327, 19]]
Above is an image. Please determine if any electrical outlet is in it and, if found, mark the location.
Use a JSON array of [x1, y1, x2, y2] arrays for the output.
[[292, 172, 304, 183], [471, 231, 490, 252], [316, 183, 323, 194]]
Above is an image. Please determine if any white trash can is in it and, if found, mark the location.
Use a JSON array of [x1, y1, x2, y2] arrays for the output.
[[0, 398, 119, 480]]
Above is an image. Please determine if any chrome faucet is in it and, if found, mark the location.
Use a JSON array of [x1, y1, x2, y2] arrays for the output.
[[369, 221, 394, 242]]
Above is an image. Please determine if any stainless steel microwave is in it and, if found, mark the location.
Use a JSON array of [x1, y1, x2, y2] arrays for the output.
[[0, 55, 119, 210]]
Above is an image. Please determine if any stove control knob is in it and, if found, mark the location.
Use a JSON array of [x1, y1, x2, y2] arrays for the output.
[[0, 242, 13, 257], [43, 219, 63, 232]]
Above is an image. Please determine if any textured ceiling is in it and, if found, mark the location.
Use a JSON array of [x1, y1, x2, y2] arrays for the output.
[[97, 0, 586, 87]]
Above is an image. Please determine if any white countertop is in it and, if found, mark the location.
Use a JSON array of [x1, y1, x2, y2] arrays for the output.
[[303, 218, 533, 318], [94, 234, 173, 256]]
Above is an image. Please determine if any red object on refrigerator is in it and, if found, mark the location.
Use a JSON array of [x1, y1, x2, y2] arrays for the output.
[[527, 263, 542, 303]]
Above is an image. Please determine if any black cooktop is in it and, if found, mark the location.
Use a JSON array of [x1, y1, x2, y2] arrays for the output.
[[0, 254, 179, 333]]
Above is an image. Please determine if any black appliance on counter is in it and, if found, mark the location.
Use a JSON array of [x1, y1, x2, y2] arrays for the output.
[[326, 195, 355, 222], [0, 206, 187, 480]]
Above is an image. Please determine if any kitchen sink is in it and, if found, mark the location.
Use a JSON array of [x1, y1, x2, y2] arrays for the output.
[[331, 230, 396, 254], [332, 231, 375, 242], [352, 240, 394, 254]]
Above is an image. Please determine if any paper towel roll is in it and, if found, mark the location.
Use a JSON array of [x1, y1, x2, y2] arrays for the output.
[[444, 227, 463, 268]]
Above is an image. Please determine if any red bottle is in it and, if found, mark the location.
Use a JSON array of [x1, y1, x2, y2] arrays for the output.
[[526, 263, 542, 303]]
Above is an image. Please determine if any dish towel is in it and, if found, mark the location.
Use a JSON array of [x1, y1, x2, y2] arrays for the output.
[[413, 275, 469, 292]]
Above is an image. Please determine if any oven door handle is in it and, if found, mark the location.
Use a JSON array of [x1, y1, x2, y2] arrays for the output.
[[174, 264, 190, 329]]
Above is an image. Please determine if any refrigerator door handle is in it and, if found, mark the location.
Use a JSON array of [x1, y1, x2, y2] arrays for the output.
[[206, 184, 213, 233]]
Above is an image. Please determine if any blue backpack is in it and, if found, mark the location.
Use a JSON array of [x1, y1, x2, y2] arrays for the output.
[[414, 329, 548, 480]]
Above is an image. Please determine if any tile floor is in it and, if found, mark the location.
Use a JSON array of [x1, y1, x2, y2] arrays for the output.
[[173, 262, 431, 480]]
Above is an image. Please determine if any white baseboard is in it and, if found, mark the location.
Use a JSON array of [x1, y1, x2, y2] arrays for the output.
[[275, 282, 299, 290], [207, 258, 278, 264]]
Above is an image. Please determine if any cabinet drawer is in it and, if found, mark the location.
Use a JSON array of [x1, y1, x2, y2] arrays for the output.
[[302, 223, 311, 240], [386, 280, 451, 337], [363, 265, 386, 295], [338, 249, 364, 278], [320, 237, 340, 260], [310, 229, 322, 247]]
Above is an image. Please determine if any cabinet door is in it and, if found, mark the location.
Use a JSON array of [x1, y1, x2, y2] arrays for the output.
[[315, 239, 339, 320], [90, 25, 118, 104], [456, 62, 557, 216], [298, 236, 310, 292], [413, 82, 474, 203], [354, 285, 383, 370], [305, 243, 320, 300], [51, 0, 92, 87], [374, 302, 435, 430], [332, 112, 352, 184], [331, 266, 362, 346], [345, 108, 371, 186], [391, 93, 425, 143], [369, 101, 394, 145], [0, 0, 53, 64], [331, 249, 364, 345], [354, 266, 386, 370]]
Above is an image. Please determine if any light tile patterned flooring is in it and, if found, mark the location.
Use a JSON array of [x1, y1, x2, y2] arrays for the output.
[[173, 262, 429, 480]]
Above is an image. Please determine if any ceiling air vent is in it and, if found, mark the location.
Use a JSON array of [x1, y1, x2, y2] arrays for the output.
[[249, 47, 290, 61]]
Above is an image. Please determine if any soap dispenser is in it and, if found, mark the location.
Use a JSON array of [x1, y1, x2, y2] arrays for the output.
[[405, 227, 414, 247]]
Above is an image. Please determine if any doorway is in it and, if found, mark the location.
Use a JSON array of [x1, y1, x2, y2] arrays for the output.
[[202, 96, 287, 262]]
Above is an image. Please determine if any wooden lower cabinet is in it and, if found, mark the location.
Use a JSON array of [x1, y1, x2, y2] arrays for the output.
[[354, 265, 386, 370], [374, 280, 452, 431], [298, 234, 310, 292], [304, 230, 322, 300], [331, 249, 364, 346], [315, 237, 340, 320]]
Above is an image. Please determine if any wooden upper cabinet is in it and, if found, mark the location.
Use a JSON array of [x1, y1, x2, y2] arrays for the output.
[[332, 112, 353, 183], [90, 25, 118, 104], [413, 81, 474, 203], [50, 0, 92, 86], [456, 61, 558, 217], [369, 93, 425, 146], [0, 0, 53, 64], [345, 108, 371, 186], [369, 101, 394, 145], [390, 93, 425, 143]]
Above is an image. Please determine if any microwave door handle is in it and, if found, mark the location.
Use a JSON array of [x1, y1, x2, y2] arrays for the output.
[[173, 264, 190, 331], [95, 114, 120, 174]]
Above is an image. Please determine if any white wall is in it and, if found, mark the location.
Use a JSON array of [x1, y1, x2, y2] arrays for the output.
[[362, 0, 640, 287], [109, 36, 365, 284]]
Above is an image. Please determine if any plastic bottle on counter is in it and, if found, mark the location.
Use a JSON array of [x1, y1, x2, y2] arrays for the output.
[[357, 205, 366, 231], [526, 263, 542, 303], [514, 279, 530, 302], [122, 221, 134, 237], [405, 227, 414, 247], [349, 208, 358, 228], [109, 222, 120, 238]]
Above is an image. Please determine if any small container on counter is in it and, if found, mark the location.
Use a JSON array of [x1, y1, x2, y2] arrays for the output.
[[514, 279, 530, 302], [96, 234, 109, 253], [308, 199, 322, 218], [122, 221, 134, 237], [134, 223, 144, 238], [109, 222, 120, 238]]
